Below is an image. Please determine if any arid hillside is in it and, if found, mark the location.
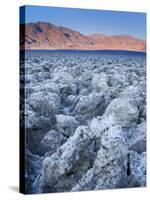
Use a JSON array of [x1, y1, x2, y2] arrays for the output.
[[20, 22, 146, 51]]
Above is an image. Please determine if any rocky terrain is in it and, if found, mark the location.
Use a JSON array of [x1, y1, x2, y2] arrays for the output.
[[20, 51, 146, 194], [20, 22, 146, 51]]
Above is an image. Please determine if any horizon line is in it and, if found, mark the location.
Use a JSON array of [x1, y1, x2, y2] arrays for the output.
[[21, 49, 146, 53]]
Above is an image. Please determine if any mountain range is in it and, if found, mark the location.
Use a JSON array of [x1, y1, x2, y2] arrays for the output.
[[20, 22, 146, 52]]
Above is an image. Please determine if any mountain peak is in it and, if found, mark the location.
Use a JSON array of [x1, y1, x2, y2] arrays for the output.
[[20, 22, 146, 51]]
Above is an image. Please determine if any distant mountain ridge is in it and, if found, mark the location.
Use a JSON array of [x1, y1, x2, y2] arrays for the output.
[[20, 22, 146, 52]]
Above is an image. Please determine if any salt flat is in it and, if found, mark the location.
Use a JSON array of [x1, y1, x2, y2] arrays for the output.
[[20, 51, 146, 193]]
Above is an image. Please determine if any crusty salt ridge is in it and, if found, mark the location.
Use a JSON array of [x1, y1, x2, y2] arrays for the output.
[[20, 52, 146, 193], [71, 124, 128, 191]]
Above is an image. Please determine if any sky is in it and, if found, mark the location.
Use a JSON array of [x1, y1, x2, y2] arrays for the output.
[[20, 5, 146, 40]]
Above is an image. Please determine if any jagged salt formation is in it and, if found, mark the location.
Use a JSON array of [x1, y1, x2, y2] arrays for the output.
[[20, 52, 146, 193]]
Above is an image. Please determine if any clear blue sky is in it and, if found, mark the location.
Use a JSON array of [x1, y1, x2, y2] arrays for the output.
[[20, 5, 146, 40]]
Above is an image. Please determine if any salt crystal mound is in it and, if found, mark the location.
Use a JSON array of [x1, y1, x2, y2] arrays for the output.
[[20, 52, 146, 193]]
